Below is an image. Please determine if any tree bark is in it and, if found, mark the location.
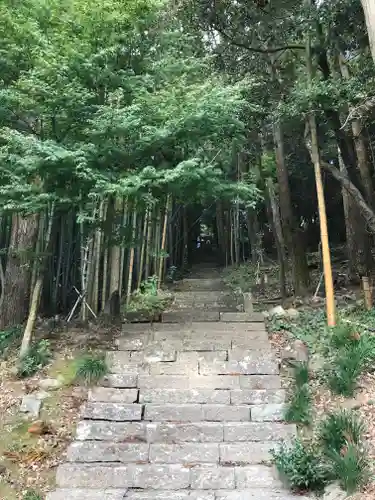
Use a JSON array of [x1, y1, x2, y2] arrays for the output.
[[361, 0, 375, 63], [0, 214, 39, 329], [273, 120, 309, 295]]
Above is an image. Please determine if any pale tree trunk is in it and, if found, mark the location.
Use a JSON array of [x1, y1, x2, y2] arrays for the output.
[[92, 199, 105, 314], [0, 213, 39, 329], [158, 195, 170, 288], [339, 151, 366, 279], [20, 203, 55, 357], [137, 207, 149, 289], [273, 120, 310, 295], [109, 198, 122, 298], [362, 0, 375, 63], [126, 210, 137, 305], [266, 177, 287, 298]]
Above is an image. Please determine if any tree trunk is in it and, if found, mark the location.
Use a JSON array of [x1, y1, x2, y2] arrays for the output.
[[266, 178, 287, 298], [273, 120, 309, 295], [158, 195, 170, 287], [362, 0, 375, 63], [0, 214, 39, 329], [109, 198, 122, 297], [20, 204, 55, 356]]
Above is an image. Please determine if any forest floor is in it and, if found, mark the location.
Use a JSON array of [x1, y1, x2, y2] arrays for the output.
[[223, 255, 375, 499], [0, 323, 119, 499]]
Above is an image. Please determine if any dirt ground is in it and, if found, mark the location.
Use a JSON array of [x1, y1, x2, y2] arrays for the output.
[[0, 323, 119, 499]]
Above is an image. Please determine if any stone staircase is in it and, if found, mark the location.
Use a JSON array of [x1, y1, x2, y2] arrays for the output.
[[47, 271, 308, 500]]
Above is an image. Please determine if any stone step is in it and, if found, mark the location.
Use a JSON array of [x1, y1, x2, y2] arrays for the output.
[[136, 375, 281, 390], [67, 441, 149, 463], [46, 490, 126, 500], [89, 388, 139, 403], [56, 463, 191, 489], [199, 359, 278, 376], [55, 463, 286, 490], [140, 389, 231, 404], [126, 492, 214, 499], [82, 402, 143, 421], [230, 390, 285, 405], [162, 311, 221, 322], [215, 492, 309, 500], [144, 404, 252, 422], [106, 353, 150, 374], [101, 374, 138, 388], [220, 312, 264, 322], [178, 278, 225, 290], [75, 421, 295, 444]]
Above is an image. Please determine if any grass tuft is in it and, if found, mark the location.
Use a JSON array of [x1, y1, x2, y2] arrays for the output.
[[23, 491, 42, 500], [328, 444, 369, 494], [318, 410, 365, 456], [294, 361, 309, 387], [284, 384, 312, 425], [74, 354, 108, 385]]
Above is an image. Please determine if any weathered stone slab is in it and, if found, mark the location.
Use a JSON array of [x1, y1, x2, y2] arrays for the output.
[[144, 404, 203, 422], [239, 376, 281, 390], [46, 489, 126, 500], [190, 376, 240, 390], [215, 491, 310, 500], [147, 422, 223, 443], [220, 312, 264, 322], [219, 442, 273, 465], [223, 422, 296, 442], [229, 350, 275, 362], [138, 375, 190, 390], [149, 443, 219, 464], [125, 492, 215, 500], [67, 441, 149, 463], [251, 404, 285, 422], [230, 390, 285, 405], [182, 338, 232, 351], [106, 352, 149, 374], [89, 388, 138, 403], [139, 348, 177, 363], [101, 374, 138, 388], [199, 359, 278, 376], [162, 311, 220, 323], [190, 465, 235, 489], [234, 465, 282, 488], [56, 464, 190, 489], [140, 389, 230, 404], [116, 335, 147, 351], [82, 403, 142, 421], [177, 351, 228, 363], [202, 405, 250, 422], [150, 361, 199, 376], [76, 421, 147, 442]]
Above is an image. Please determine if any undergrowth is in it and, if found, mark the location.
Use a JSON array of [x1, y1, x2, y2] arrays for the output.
[[271, 439, 330, 493], [0, 324, 22, 357], [125, 276, 173, 316], [23, 491, 42, 500], [16, 340, 51, 378], [74, 353, 108, 385], [284, 362, 312, 426], [326, 324, 375, 396]]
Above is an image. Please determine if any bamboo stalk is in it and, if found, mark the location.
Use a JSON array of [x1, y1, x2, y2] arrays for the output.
[[126, 209, 137, 305], [362, 276, 373, 310], [137, 206, 149, 289], [158, 195, 171, 288]]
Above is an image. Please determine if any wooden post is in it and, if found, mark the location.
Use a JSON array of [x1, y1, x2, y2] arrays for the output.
[[362, 276, 373, 310], [305, 0, 336, 327]]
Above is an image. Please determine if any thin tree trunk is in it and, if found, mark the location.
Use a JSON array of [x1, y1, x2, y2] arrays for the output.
[[158, 195, 170, 287], [20, 203, 55, 356], [137, 207, 149, 289], [126, 210, 137, 305], [109, 198, 122, 297], [266, 178, 287, 298], [92, 199, 105, 314], [361, 0, 375, 64], [0, 213, 39, 329], [119, 199, 128, 296]]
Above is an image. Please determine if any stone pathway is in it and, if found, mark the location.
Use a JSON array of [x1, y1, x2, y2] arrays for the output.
[[47, 269, 308, 500]]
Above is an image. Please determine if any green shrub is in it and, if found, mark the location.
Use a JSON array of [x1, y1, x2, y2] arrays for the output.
[[125, 276, 173, 317], [0, 324, 22, 356], [271, 439, 330, 492], [329, 323, 358, 350], [23, 490, 42, 500], [17, 340, 51, 378], [294, 362, 309, 387], [327, 338, 375, 396], [74, 354, 108, 385], [284, 384, 312, 426], [329, 444, 369, 494], [318, 410, 365, 456]]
